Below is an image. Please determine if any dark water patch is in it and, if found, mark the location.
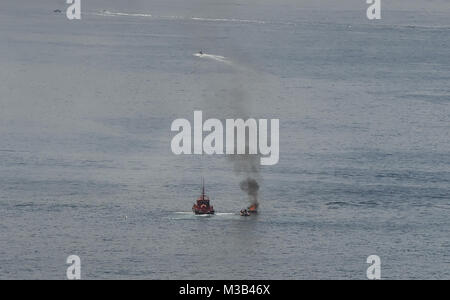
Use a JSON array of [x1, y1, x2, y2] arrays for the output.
[[325, 201, 356, 208], [0, 149, 30, 153], [11, 201, 108, 212], [358, 200, 379, 207], [0, 178, 127, 197], [399, 93, 450, 104], [101, 116, 169, 135], [0, 152, 120, 170]]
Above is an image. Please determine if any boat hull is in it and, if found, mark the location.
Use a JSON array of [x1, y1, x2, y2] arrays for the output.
[[193, 209, 215, 215]]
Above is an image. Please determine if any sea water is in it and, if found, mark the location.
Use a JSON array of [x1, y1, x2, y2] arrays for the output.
[[0, 0, 449, 279]]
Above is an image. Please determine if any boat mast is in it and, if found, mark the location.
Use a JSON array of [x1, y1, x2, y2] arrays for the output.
[[202, 177, 205, 198]]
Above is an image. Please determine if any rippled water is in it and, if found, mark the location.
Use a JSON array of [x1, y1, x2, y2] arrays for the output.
[[0, 1, 449, 279]]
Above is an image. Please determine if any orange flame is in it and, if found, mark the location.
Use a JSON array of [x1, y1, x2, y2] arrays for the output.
[[248, 204, 258, 212]]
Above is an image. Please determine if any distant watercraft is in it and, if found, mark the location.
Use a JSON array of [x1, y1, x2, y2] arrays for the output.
[[240, 209, 250, 217], [240, 204, 257, 216], [192, 179, 215, 215]]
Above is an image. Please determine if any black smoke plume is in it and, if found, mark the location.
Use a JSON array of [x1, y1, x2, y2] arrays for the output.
[[239, 177, 259, 206]]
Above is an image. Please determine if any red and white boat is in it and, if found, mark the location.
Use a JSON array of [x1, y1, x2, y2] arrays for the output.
[[192, 179, 215, 215]]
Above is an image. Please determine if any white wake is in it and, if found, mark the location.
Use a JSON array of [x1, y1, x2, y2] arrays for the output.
[[193, 53, 232, 65], [92, 10, 152, 18]]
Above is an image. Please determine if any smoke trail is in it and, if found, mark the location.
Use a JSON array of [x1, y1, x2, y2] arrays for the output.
[[223, 74, 262, 209], [239, 177, 259, 206], [229, 148, 261, 208]]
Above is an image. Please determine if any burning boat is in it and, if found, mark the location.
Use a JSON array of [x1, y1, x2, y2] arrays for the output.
[[192, 179, 215, 215], [240, 204, 258, 217], [240, 209, 250, 217], [239, 178, 259, 215]]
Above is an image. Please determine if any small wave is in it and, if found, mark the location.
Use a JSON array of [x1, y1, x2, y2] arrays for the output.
[[399, 93, 450, 104], [191, 17, 266, 25], [326, 201, 351, 206], [14, 203, 35, 208], [434, 204, 450, 210], [325, 201, 356, 209], [359, 201, 379, 206]]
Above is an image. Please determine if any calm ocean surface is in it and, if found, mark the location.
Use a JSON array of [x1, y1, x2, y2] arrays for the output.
[[0, 1, 449, 279]]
